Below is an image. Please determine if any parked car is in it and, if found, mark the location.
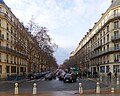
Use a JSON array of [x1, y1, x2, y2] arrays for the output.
[[58, 73, 65, 80], [33, 73, 41, 79], [45, 74, 52, 80], [63, 73, 77, 83], [28, 73, 34, 80]]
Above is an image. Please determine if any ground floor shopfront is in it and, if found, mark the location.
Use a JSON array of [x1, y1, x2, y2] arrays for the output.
[[0, 63, 27, 78], [90, 63, 120, 76]]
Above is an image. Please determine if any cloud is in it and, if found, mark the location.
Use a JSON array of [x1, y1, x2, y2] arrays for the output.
[[4, 0, 111, 64]]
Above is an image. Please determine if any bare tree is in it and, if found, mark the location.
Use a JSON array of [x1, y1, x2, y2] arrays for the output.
[[26, 18, 58, 72]]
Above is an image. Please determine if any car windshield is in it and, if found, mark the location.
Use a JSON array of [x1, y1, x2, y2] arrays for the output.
[[65, 74, 71, 78]]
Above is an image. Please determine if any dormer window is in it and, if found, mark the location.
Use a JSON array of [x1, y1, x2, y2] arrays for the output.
[[114, 9, 118, 17]]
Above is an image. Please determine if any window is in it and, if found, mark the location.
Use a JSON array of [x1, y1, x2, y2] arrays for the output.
[[11, 55, 12, 63], [100, 33, 102, 38], [100, 39, 102, 45], [11, 36, 13, 42], [6, 33, 9, 40], [98, 41, 99, 46], [100, 66, 105, 73], [114, 54, 119, 62], [107, 44, 109, 51], [107, 25, 109, 32], [6, 66, 9, 73], [20, 67, 23, 72], [114, 43, 119, 50], [103, 29, 105, 35], [10, 16, 12, 21], [6, 43, 9, 47], [107, 34, 109, 41], [104, 37, 105, 43], [103, 46, 105, 51], [114, 31, 119, 39], [11, 66, 16, 73], [114, 9, 118, 17], [113, 65, 120, 73], [114, 21, 119, 29]]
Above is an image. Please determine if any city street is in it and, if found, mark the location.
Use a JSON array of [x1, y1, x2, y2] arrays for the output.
[[0, 78, 108, 93]]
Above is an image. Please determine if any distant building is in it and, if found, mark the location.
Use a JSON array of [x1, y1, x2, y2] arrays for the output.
[[70, 0, 120, 76]]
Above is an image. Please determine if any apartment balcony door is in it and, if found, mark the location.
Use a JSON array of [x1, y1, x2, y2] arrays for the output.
[[114, 43, 119, 50], [114, 31, 119, 38]]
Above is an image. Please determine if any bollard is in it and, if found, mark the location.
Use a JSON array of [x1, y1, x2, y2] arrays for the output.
[[117, 78, 119, 85], [96, 82, 100, 94], [111, 88, 114, 93], [79, 83, 83, 94], [33, 83, 37, 95], [14, 83, 18, 95]]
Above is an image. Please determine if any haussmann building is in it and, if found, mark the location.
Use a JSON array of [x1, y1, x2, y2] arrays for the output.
[[0, 0, 43, 78], [70, 0, 120, 76]]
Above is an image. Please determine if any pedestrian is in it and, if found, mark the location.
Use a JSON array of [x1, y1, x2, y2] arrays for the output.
[[114, 72, 117, 78], [109, 72, 112, 79]]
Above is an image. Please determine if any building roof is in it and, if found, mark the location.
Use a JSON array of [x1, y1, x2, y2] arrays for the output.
[[110, 0, 120, 9]]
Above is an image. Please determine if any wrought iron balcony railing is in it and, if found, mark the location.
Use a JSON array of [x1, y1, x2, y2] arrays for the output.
[[0, 46, 27, 58], [111, 35, 120, 41], [91, 47, 120, 59]]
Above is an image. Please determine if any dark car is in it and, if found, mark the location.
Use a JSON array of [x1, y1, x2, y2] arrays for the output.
[[58, 74, 65, 80], [45, 74, 52, 80], [33, 73, 41, 79], [28, 73, 34, 80], [63, 74, 77, 83]]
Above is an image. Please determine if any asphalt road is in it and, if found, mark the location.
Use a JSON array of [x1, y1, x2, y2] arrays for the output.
[[0, 78, 108, 93]]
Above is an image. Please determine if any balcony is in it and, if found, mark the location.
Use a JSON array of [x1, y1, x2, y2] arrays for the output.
[[94, 44, 102, 50], [111, 35, 120, 42], [0, 34, 4, 40], [0, 46, 27, 58], [91, 47, 120, 59]]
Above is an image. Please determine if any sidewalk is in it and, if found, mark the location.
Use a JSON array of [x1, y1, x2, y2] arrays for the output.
[[0, 90, 120, 96], [88, 76, 120, 88], [0, 77, 120, 96]]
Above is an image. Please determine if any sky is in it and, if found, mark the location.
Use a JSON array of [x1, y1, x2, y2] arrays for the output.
[[4, 0, 111, 64]]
